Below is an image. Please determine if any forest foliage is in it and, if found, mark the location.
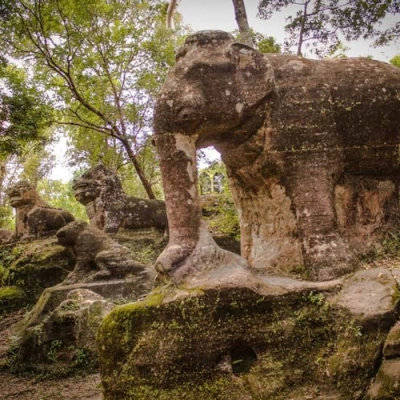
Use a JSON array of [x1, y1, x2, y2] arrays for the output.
[[258, 0, 400, 57], [0, 0, 398, 234], [0, 0, 187, 200]]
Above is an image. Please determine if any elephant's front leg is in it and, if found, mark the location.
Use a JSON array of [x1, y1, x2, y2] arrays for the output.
[[154, 133, 202, 274], [154, 132, 251, 285]]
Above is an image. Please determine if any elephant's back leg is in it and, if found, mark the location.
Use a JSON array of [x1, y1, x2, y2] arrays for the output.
[[270, 81, 355, 280]]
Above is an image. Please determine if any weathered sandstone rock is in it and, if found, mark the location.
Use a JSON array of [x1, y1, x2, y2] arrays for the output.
[[7, 181, 75, 240], [56, 220, 155, 285], [153, 30, 400, 282], [73, 164, 167, 234], [98, 270, 400, 399]]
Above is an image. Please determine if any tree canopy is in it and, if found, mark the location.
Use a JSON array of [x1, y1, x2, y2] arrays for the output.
[[390, 54, 400, 67], [0, 0, 184, 199], [232, 29, 282, 53], [0, 59, 53, 158], [258, 0, 399, 57]]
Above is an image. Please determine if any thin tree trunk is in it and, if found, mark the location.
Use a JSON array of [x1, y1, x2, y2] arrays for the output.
[[232, 0, 254, 47], [0, 161, 6, 206], [166, 0, 177, 29], [297, 0, 310, 56], [121, 139, 156, 199]]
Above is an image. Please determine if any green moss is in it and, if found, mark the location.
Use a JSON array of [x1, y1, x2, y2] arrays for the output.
[[0, 285, 27, 312], [98, 286, 361, 399], [392, 285, 400, 306], [115, 375, 259, 400], [0, 265, 5, 281], [0, 285, 26, 301], [0, 239, 74, 307], [115, 229, 167, 265], [0, 244, 25, 270]]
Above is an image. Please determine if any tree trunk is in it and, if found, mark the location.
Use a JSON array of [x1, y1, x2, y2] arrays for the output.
[[0, 161, 6, 206], [166, 0, 177, 29], [121, 139, 156, 199], [232, 0, 254, 47], [297, 0, 310, 56]]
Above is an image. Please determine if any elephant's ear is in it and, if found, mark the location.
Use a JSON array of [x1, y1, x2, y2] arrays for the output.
[[227, 43, 275, 107]]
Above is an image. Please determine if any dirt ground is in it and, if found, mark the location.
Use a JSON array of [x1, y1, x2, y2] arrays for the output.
[[0, 310, 102, 400]]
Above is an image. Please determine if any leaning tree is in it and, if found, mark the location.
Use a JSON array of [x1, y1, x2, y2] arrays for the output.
[[0, 0, 185, 199]]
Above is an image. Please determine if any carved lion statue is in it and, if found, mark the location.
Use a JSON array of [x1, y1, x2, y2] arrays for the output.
[[72, 164, 168, 234], [56, 220, 155, 285], [7, 181, 75, 240]]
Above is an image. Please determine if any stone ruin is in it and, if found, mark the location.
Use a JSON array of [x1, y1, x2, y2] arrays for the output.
[[96, 31, 400, 400], [56, 220, 154, 285], [9, 220, 155, 373], [4, 29, 400, 399], [74, 164, 241, 256], [6, 181, 75, 240], [72, 164, 167, 234], [153, 30, 400, 282], [3, 178, 158, 375]]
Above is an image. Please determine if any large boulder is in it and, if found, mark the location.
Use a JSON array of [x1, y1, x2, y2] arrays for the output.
[[98, 270, 400, 399], [10, 289, 114, 375], [0, 238, 75, 311]]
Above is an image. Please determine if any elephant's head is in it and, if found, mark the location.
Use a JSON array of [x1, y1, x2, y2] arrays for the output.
[[154, 30, 275, 145], [152, 31, 275, 281]]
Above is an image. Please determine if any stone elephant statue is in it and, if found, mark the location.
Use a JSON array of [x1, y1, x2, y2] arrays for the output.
[[153, 30, 400, 282]]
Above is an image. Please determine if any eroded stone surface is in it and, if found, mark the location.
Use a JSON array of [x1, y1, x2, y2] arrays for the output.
[[7, 181, 75, 240], [0, 238, 74, 310], [98, 270, 398, 400], [73, 165, 167, 234], [9, 278, 153, 374], [331, 268, 397, 325], [383, 321, 400, 358], [0, 229, 13, 244], [11, 289, 113, 373], [155, 222, 251, 287], [365, 359, 400, 399], [154, 30, 400, 281], [56, 220, 155, 285]]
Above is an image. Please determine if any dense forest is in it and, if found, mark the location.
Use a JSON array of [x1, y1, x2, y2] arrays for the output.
[[0, 0, 398, 233]]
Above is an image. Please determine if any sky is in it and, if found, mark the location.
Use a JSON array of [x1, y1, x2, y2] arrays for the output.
[[177, 0, 400, 62]]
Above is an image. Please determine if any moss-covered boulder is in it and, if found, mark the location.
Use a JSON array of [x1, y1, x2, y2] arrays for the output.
[[0, 286, 27, 311], [7, 273, 155, 373], [0, 229, 168, 314], [364, 319, 400, 399], [365, 359, 400, 399], [9, 289, 113, 375], [98, 270, 398, 399], [0, 239, 75, 312], [383, 321, 400, 358]]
